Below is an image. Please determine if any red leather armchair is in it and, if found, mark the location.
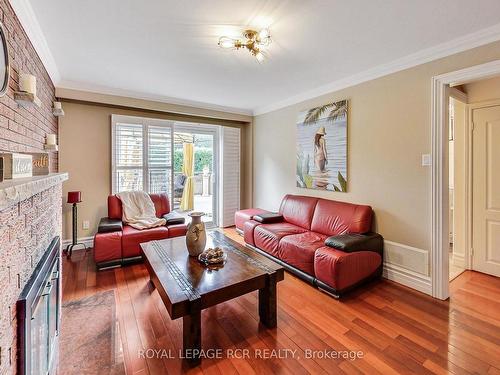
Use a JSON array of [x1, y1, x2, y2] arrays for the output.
[[235, 194, 383, 297], [93, 193, 187, 269]]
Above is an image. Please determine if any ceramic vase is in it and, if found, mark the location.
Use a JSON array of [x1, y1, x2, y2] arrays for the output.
[[186, 212, 206, 256]]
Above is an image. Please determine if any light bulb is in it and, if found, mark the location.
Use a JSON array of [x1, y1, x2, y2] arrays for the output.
[[255, 51, 265, 62], [259, 28, 270, 40], [218, 37, 236, 49]]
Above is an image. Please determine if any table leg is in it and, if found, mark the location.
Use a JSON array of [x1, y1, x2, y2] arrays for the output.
[[259, 273, 277, 328], [183, 309, 201, 365]]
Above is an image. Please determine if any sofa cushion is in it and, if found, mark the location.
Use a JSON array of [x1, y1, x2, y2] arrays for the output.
[[97, 217, 123, 233], [150, 193, 171, 217], [253, 212, 283, 224], [279, 195, 318, 230], [94, 231, 122, 263], [277, 231, 327, 275], [235, 208, 269, 231], [244, 219, 261, 247], [121, 225, 169, 258], [310, 199, 372, 236], [108, 193, 171, 220], [254, 222, 307, 256], [325, 233, 383, 254], [162, 212, 185, 225], [108, 195, 122, 220], [314, 246, 382, 291], [167, 223, 188, 238]]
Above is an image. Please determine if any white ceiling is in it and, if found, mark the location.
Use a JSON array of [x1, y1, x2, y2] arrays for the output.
[[21, 0, 500, 114]]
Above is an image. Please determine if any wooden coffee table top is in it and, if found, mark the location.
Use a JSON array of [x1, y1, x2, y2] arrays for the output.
[[140, 230, 284, 320]]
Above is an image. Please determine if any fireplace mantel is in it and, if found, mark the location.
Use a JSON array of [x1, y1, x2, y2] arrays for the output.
[[0, 173, 68, 211]]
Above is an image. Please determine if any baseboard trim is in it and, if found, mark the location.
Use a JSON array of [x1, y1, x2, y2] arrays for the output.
[[452, 253, 467, 268], [62, 236, 94, 250], [383, 262, 432, 295]]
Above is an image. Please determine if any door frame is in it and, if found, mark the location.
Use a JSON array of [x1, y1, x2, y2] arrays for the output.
[[431, 59, 500, 299], [448, 89, 470, 274]]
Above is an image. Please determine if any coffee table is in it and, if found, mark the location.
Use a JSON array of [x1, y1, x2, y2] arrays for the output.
[[140, 230, 284, 365]]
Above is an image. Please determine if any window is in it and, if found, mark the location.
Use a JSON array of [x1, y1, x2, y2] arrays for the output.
[[111, 114, 240, 228], [112, 115, 173, 197]]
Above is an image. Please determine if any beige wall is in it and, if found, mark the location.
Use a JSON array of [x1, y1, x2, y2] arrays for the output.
[[59, 99, 252, 240], [464, 75, 500, 103], [252, 40, 500, 281]]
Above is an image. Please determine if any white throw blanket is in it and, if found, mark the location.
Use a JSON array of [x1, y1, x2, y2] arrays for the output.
[[116, 191, 166, 230]]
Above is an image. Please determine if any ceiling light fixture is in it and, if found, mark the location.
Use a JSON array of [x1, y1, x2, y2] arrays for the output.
[[218, 28, 271, 62]]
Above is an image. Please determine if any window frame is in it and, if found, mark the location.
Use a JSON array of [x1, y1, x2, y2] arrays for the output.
[[111, 114, 174, 196]]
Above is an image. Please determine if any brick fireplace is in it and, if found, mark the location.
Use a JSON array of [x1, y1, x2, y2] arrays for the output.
[[0, 0, 67, 375], [0, 174, 67, 374], [0, 0, 63, 372]]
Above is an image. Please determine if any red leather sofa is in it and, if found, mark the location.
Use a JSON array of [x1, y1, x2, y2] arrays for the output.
[[235, 194, 383, 297], [93, 193, 187, 269]]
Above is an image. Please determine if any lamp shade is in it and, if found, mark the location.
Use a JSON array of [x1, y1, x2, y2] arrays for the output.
[[67, 191, 82, 204]]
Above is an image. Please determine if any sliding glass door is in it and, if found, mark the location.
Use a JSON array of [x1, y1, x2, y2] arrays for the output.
[[173, 123, 218, 227]]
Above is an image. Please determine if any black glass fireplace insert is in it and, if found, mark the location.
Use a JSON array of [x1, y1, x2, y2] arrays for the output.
[[17, 237, 61, 375]]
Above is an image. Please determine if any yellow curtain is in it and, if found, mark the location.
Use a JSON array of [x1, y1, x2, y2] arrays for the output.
[[180, 142, 194, 211]]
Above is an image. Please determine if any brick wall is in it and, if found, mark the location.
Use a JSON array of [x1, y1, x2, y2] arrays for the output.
[[0, 1, 61, 373], [0, 184, 62, 375], [0, 0, 58, 171]]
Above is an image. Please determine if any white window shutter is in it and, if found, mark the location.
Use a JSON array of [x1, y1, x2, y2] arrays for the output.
[[111, 115, 173, 195], [220, 126, 240, 227]]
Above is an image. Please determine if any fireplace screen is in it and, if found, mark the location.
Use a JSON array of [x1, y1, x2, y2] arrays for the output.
[[17, 237, 60, 375]]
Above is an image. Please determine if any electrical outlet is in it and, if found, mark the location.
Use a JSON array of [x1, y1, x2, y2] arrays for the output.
[[421, 154, 432, 166], [82, 220, 90, 230]]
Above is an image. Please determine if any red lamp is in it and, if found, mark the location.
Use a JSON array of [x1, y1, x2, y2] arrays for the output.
[[66, 191, 87, 257], [67, 191, 81, 204]]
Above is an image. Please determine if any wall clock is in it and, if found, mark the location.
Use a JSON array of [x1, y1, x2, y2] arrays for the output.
[[0, 21, 10, 97]]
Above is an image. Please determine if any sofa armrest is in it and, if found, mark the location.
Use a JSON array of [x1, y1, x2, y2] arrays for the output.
[[324, 232, 383, 254], [253, 212, 283, 224], [162, 212, 186, 226], [97, 217, 123, 233]]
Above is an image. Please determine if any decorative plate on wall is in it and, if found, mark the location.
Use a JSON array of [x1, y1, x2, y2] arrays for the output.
[[0, 21, 10, 97]]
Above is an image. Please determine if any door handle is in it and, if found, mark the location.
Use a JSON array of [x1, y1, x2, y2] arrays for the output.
[[42, 282, 53, 296]]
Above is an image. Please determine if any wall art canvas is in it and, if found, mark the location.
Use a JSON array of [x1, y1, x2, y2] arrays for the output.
[[296, 100, 347, 192]]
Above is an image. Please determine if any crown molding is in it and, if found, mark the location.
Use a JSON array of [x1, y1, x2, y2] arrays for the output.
[[9, 0, 61, 84], [9, 0, 500, 117], [253, 23, 500, 116], [56, 80, 253, 119]]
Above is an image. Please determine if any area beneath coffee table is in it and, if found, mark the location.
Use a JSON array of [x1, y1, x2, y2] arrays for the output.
[[140, 230, 285, 365]]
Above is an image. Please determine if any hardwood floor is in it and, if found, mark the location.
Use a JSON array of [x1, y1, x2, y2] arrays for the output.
[[62, 228, 500, 375]]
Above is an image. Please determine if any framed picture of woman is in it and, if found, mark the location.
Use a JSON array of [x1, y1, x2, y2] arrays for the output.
[[296, 100, 348, 192]]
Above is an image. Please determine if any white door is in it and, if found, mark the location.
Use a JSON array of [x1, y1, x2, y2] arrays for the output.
[[472, 104, 500, 277]]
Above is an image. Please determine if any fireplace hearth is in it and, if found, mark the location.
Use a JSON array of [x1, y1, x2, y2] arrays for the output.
[[17, 237, 61, 375]]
